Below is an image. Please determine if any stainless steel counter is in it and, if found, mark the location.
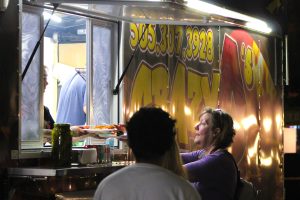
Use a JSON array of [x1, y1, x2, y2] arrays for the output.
[[7, 162, 131, 177]]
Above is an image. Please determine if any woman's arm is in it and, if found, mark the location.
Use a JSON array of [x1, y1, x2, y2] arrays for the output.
[[184, 151, 235, 183], [181, 150, 203, 164]]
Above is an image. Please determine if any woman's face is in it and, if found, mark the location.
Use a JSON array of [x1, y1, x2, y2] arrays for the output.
[[194, 112, 214, 149]]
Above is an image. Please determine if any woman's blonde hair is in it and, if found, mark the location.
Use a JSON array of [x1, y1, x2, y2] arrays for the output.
[[161, 138, 187, 179]]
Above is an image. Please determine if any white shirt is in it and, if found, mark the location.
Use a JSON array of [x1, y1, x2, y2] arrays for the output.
[[93, 163, 202, 200]]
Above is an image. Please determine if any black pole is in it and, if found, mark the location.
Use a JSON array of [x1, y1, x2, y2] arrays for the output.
[[21, 3, 59, 81], [113, 24, 149, 95]]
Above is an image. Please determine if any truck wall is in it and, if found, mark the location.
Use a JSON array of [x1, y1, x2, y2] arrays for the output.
[[0, 0, 20, 198], [122, 23, 284, 200]]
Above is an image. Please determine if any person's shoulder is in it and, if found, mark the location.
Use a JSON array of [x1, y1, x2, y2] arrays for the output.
[[97, 165, 131, 188], [215, 149, 235, 161], [96, 164, 201, 200], [209, 150, 237, 171], [146, 165, 201, 199], [210, 149, 230, 157], [199, 149, 233, 167]]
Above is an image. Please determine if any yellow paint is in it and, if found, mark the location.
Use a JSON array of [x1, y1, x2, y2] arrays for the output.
[[151, 64, 169, 106], [159, 25, 168, 54], [187, 70, 203, 122], [206, 30, 214, 63], [200, 73, 219, 108], [171, 62, 188, 144], [148, 24, 156, 52], [126, 24, 281, 157], [168, 25, 175, 56], [129, 23, 139, 49], [244, 47, 253, 86], [139, 24, 149, 50], [175, 26, 183, 56], [129, 62, 152, 112]]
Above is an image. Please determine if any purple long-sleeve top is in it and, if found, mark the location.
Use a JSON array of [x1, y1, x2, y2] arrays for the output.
[[182, 150, 237, 200]]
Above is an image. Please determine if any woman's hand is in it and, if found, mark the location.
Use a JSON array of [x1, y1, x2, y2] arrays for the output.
[[71, 126, 101, 142]]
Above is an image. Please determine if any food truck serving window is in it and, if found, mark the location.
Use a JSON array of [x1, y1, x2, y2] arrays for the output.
[[20, 6, 119, 151]]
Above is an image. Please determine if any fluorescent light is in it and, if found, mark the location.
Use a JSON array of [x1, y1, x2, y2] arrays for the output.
[[245, 22, 272, 34], [43, 11, 62, 23], [185, 0, 272, 34]]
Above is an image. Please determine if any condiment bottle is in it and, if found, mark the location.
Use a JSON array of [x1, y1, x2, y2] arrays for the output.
[[51, 123, 72, 167]]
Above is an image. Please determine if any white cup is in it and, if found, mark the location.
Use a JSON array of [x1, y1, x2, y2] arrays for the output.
[[78, 148, 97, 164]]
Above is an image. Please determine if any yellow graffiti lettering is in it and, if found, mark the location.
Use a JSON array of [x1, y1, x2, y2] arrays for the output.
[[251, 42, 262, 96], [148, 24, 156, 52], [186, 26, 193, 59], [175, 26, 183, 56], [152, 65, 169, 107], [130, 59, 221, 146], [130, 62, 152, 113], [245, 47, 254, 87], [187, 70, 204, 124], [192, 27, 200, 60], [171, 61, 188, 144], [199, 29, 206, 62], [139, 24, 148, 50], [206, 30, 214, 63], [159, 25, 168, 54], [168, 25, 175, 56], [129, 23, 139, 49], [201, 73, 220, 107]]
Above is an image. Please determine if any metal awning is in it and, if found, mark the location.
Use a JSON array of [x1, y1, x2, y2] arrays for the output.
[[25, 0, 280, 35]]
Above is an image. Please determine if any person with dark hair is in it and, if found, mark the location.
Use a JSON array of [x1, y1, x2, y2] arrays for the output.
[[181, 107, 238, 200], [43, 68, 54, 129], [93, 107, 201, 200]]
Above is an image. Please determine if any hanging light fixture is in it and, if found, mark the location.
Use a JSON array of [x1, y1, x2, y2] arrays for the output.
[[0, 0, 10, 12], [185, 0, 272, 34]]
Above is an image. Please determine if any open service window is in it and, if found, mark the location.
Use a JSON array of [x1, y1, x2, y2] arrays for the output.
[[20, 5, 119, 153]]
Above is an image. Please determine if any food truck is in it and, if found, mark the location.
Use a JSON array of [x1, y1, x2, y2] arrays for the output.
[[0, 0, 285, 199]]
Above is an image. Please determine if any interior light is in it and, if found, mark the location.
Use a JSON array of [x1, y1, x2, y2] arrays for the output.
[[43, 11, 62, 23], [0, 0, 10, 12], [245, 22, 272, 34], [185, 0, 272, 34]]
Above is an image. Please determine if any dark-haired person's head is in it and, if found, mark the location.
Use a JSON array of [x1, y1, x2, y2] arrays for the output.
[[126, 107, 176, 163]]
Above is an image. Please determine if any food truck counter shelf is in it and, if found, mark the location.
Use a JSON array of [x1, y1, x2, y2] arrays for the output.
[[7, 162, 130, 177]]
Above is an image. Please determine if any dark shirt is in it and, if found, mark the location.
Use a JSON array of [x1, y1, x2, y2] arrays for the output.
[[44, 106, 54, 129]]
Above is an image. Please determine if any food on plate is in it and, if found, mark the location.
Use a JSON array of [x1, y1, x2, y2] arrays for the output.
[[70, 124, 127, 140], [94, 124, 117, 130]]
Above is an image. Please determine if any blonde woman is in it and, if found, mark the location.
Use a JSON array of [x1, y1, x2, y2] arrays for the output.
[[181, 107, 237, 200]]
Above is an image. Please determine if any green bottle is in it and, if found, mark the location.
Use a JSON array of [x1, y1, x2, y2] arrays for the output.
[[51, 123, 72, 167]]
